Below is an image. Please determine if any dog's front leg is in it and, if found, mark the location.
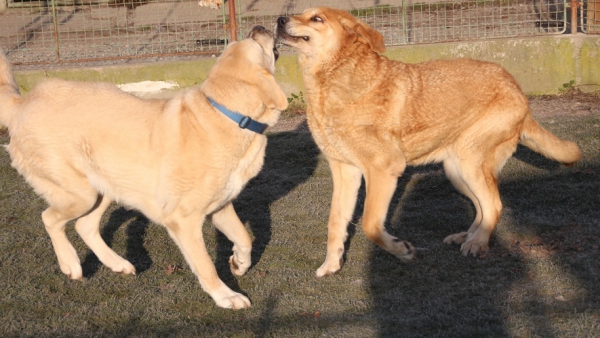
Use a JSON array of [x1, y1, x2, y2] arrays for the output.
[[210, 202, 252, 276], [164, 212, 251, 309], [316, 159, 362, 277]]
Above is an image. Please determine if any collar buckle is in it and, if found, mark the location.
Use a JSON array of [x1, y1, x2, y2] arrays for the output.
[[238, 116, 251, 129]]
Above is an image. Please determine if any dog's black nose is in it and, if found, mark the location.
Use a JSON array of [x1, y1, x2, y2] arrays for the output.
[[277, 16, 289, 27]]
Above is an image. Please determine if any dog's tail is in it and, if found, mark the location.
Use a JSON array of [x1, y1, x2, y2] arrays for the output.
[[520, 113, 582, 166], [0, 47, 21, 128]]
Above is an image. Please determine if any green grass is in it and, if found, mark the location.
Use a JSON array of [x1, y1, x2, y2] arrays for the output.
[[1, 109, 599, 337]]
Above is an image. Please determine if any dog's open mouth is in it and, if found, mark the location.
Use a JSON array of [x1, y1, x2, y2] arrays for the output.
[[277, 30, 309, 44]]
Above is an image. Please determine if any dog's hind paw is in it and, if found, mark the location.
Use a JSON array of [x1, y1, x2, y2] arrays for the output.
[[57, 256, 83, 280], [389, 238, 415, 262], [61, 263, 83, 281], [112, 259, 136, 276], [443, 232, 469, 245]]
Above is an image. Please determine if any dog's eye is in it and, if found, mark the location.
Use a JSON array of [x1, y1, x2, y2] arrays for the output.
[[311, 16, 323, 23]]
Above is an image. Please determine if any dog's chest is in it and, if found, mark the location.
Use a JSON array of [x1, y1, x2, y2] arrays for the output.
[[209, 135, 266, 212], [306, 109, 355, 164]]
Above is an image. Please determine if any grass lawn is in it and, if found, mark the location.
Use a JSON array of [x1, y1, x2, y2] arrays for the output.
[[1, 95, 599, 337]]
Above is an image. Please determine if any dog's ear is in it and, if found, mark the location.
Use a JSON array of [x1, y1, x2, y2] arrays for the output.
[[339, 13, 386, 54], [256, 70, 288, 111]]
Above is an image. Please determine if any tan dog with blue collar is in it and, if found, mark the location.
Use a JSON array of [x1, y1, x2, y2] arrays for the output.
[[0, 26, 287, 309]]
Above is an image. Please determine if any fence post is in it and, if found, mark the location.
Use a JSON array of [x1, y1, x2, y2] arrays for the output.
[[51, 0, 61, 61], [228, 0, 237, 42], [0, 0, 7, 13], [571, 0, 579, 33]]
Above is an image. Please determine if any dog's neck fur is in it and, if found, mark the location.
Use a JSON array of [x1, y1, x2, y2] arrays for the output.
[[302, 39, 389, 121], [200, 87, 280, 128]]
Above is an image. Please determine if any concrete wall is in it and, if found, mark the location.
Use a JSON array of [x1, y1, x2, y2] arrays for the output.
[[13, 35, 600, 97]]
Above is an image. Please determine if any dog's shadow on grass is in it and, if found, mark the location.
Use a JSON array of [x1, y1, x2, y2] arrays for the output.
[[216, 123, 320, 287], [81, 209, 153, 278], [365, 146, 599, 336]]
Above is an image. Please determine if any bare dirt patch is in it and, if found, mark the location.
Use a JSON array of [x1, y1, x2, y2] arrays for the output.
[[529, 90, 600, 118]]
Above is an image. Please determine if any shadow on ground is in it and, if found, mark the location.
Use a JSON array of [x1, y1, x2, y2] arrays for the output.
[[367, 146, 600, 336], [215, 124, 320, 291]]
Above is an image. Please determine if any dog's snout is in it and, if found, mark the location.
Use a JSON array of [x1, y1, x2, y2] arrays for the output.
[[248, 25, 273, 39], [277, 16, 289, 27]]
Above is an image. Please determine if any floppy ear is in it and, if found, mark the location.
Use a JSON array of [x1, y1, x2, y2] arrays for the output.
[[339, 13, 386, 54], [256, 70, 288, 111]]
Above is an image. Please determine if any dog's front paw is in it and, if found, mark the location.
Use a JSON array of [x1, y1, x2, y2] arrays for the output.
[[443, 232, 469, 245], [460, 240, 489, 257], [214, 291, 251, 309], [229, 254, 250, 276], [316, 257, 344, 277]]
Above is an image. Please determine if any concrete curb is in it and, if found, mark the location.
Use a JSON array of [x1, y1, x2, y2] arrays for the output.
[[12, 35, 600, 98]]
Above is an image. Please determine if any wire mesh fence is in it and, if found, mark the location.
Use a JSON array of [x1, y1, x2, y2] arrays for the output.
[[1, 0, 598, 66]]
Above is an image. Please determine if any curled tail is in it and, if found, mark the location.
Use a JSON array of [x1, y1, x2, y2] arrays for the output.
[[520, 113, 582, 166], [0, 47, 21, 128]]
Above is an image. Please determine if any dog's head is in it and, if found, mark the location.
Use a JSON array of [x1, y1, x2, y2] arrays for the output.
[[276, 7, 385, 65], [202, 25, 287, 120]]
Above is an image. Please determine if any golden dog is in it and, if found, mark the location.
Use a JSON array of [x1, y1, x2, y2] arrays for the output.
[[276, 7, 582, 277], [0, 26, 287, 309]]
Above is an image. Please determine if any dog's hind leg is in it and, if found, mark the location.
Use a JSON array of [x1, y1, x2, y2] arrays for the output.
[[442, 158, 483, 246], [442, 156, 504, 256], [74, 195, 136, 276], [164, 212, 251, 309], [361, 168, 415, 262], [442, 127, 518, 256], [210, 202, 252, 277], [41, 188, 99, 280], [316, 159, 362, 277]]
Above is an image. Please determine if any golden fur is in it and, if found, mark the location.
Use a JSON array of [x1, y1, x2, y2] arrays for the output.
[[277, 7, 582, 276], [0, 26, 287, 309]]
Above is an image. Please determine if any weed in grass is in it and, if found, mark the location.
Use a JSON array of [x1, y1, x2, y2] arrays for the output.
[[559, 80, 576, 93]]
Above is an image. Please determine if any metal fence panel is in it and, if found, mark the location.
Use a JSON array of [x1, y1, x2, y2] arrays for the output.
[[1, 0, 229, 64], [236, 0, 573, 47], [0, 0, 595, 66], [586, 0, 600, 33]]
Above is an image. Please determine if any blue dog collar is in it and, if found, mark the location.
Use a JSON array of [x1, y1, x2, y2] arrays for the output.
[[208, 97, 268, 134]]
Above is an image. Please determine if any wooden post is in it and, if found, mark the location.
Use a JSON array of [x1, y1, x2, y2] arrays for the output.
[[228, 0, 237, 42], [571, 0, 579, 33], [0, 0, 8, 13]]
